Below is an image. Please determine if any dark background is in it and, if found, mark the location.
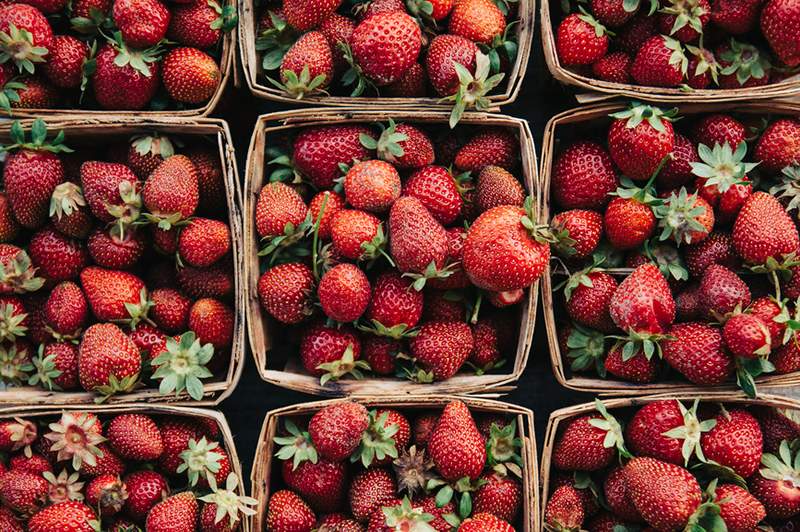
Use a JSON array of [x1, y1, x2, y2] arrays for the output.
[[213, 29, 596, 489]]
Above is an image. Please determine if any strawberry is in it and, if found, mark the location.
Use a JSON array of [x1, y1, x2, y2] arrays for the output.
[[10, 453, 50, 475], [49, 183, 92, 239], [348, 11, 421, 86], [163, 47, 220, 104], [188, 297, 234, 349], [167, 0, 229, 49], [146, 492, 198, 532], [365, 121, 434, 170], [123, 471, 167, 522], [699, 264, 750, 317], [365, 271, 423, 332], [761, 0, 800, 67], [112, 0, 169, 48], [308, 192, 343, 242], [158, 418, 204, 474], [327, 210, 383, 262], [455, 129, 516, 173], [0, 193, 20, 243], [79, 266, 149, 324], [0, 4, 53, 72], [552, 141, 617, 210], [603, 185, 657, 251], [675, 284, 702, 321], [126, 133, 172, 179], [545, 485, 585, 531], [299, 322, 363, 380], [655, 188, 714, 245], [723, 312, 771, 359], [429, 226, 470, 290], [609, 262, 675, 334], [711, 0, 762, 33], [284, 0, 341, 31], [473, 471, 521, 522], [605, 343, 661, 383], [362, 336, 399, 375], [385, 62, 427, 97], [428, 400, 485, 481], [556, 12, 610, 66], [255, 182, 308, 239], [734, 192, 800, 266], [41, 35, 88, 88], [603, 466, 642, 522], [449, 0, 505, 44], [626, 400, 709, 465], [389, 196, 449, 281], [30, 342, 79, 390], [258, 262, 314, 324], [564, 270, 618, 332], [755, 118, 800, 173], [657, 0, 710, 42], [344, 160, 401, 213], [661, 321, 734, 384], [552, 407, 625, 471], [616, 13, 657, 54], [28, 226, 89, 282], [78, 322, 140, 395], [685, 46, 718, 89], [0, 417, 36, 453], [143, 154, 199, 227], [631, 35, 688, 87], [684, 231, 739, 277], [700, 407, 762, 478], [402, 165, 462, 225], [470, 316, 504, 369], [281, 458, 346, 513], [319, 13, 355, 72], [623, 457, 702, 530], [318, 263, 370, 323], [750, 440, 800, 518], [425, 34, 478, 96], [186, 145, 225, 215], [149, 288, 190, 333], [760, 409, 800, 453], [276, 31, 333, 99], [268, 490, 316, 532], [591, 0, 636, 26], [348, 468, 395, 521], [592, 51, 632, 83], [714, 483, 766, 532], [27, 501, 96, 532], [106, 413, 163, 461], [85, 474, 126, 516], [608, 103, 676, 181], [9, 75, 59, 109], [92, 39, 161, 110], [87, 227, 146, 270], [79, 161, 141, 225], [44, 281, 87, 339], [292, 125, 373, 189], [716, 40, 771, 88], [773, 339, 800, 375], [693, 114, 746, 148], [178, 218, 230, 268], [409, 321, 474, 380], [0, 469, 48, 515], [463, 201, 551, 292], [476, 166, 525, 212], [308, 401, 369, 462], [459, 513, 514, 532]]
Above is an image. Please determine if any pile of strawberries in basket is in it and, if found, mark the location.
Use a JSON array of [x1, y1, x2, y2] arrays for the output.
[[0, 120, 236, 401], [553, 0, 799, 91], [0, 0, 234, 112], [266, 399, 524, 531], [545, 399, 800, 532], [551, 102, 800, 395], [0, 411, 256, 531], [255, 120, 550, 385], [256, 0, 518, 125]]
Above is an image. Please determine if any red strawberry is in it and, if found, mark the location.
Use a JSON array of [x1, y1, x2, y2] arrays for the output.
[[11, 75, 59, 108], [146, 492, 198, 532], [603, 466, 642, 522], [454, 129, 516, 173], [403, 165, 462, 225], [552, 141, 617, 210], [29, 226, 89, 282], [167, 0, 227, 48], [716, 40, 771, 88], [162, 46, 220, 104], [591, 0, 636, 26], [0, 417, 36, 454], [348, 468, 395, 522], [87, 227, 146, 270], [409, 321, 473, 380], [623, 457, 701, 530], [178, 218, 230, 268], [258, 262, 314, 324], [429, 226, 470, 290], [92, 41, 160, 110], [267, 490, 316, 532], [626, 400, 706, 466], [362, 336, 399, 375], [42, 35, 89, 88], [449, 0, 505, 44], [318, 263, 370, 323], [655, 189, 714, 245], [309, 191, 344, 241], [750, 440, 800, 519], [552, 410, 623, 471], [255, 182, 308, 239], [365, 271, 423, 331], [734, 192, 800, 266], [112, 0, 169, 47], [661, 321, 734, 384], [9, 453, 50, 475], [473, 471, 521, 522], [693, 114, 746, 148], [284, 0, 341, 31], [603, 194, 656, 250], [349, 11, 422, 86], [459, 513, 514, 532], [723, 312, 771, 358], [79, 161, 140, 224], [309, 401, 369, 461], [158, 418, 204, 474], [107, 413, 163, 461], [711, 0, 762, 33], [699, 264, 750, 317], [143, 154, 199, 227], [85, 474, 127, 516], [609, 263, 675, 334], [556, 12, 610, 65], [684, 231, 739, 277], [685, 46, 718, 89], [368, 122, 434, 170], [44, 281, 87, 339], [344, 160, 401, 213], [389, 196, 449, 279], [761, 0, 800, 67], [605, 343, 661, 383], [564, 270, 618, 332], [319, 13, 355, 72], [0, 469, 48, 515], [425, 34, 478, 97], [188, 297, 234, 349], [330, 209, 384, 261], [658, 134, 697, 189], [700, 407, 762, 478], [0, 192, 20, 243], [127, 322, 166, 359], [631, 35, 688, 87], [27, 501, 96, 532], [714, 483, 766, 532], [186, 145, 225, 215], [545, 485, 585, 531], [80, 266, 148, 324], [0, 4, 53, 71], [657, 0, 710, 42], [592, 51, 632, 83], [608, 103, 676, 181], [282, 459, 347, 513], [385, 62, 427, 96], [292, 125, 373, 189], [78, 323, 140, 395], [755, 118, 800, 173], [616, 13, 657, 54], [300, 322, 362, 379], [31, 342, 79, 390], [475, 165, 525, 212], [277, 32, 333, 99], [428, 400, 486, 481]]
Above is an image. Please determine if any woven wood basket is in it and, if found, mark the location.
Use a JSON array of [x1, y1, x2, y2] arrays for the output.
[[539, 101, 800, 395], [236, 0, 534, 108], [244, 108, 540, 397], [0, 117, 245, 406], [539, 0, 800, 104], [0, 402, 251, 531], [539, 391, 800, 527], [250, 395, 539, 532]]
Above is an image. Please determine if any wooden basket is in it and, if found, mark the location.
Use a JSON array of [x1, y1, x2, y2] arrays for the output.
[[236, 0, 534, 108], [244, 108, 540, 397], [0, 117, 245, 406], [250, 395, 539, 532], [0, 402, 251, 531], [539, 391, 800, 527], [539, 101, 800, 395], [539, 1, 800, 104]]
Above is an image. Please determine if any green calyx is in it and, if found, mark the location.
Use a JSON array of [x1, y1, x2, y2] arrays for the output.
[[486, 419, 522, 477], [759, 439, 800, 486], [340, 41, 377, 97], [273, 419, 318, 470], [70, 6, 112, 35], [358, 319, 419, 340], [198, 473, 258, 527], [381, 497, 437, 532], [3, 119, 73, 154], [351, 409, 400, 467], [151, 331, 214, 401], [577, 7, 611, 38], [481, 20, 519, 76], [589, 399, 632, 458], [316, 343, 371, 386], [118, 287, 154, 330], [690, 141, 757, 193], [0, 248, 44, 294], [640, 239, 688, 281], [256, 11, 297, 71], [258, 210, 314, 265], [266, 147, 304, 184], [654, 187, 710, 245], [92, 372, 140, 403], [735, 356, 776, 398], [208, 0, 238, 33], [403, 261, 458, 292], [611, 176, 662, 206], [0, 343, 31, 387], [0, 23, 48, 74], [178, 436, 224, 486], [561, 262, 602, 301], [132, 133, 175, 159], [566, 323, 607, 378], [521, 196, 558, 245], [268, 65, 329, 100], [360, 223, 395, 267], [361, 119, 408, 164], [719, 39, 770, 86], [441, 51, 505, 129], [106, 180, 142, 238], [771, 165, 800, 214], [0, 302, 26, 343], [610, 101, 679, 133], [27, 346, 63, 391], [108, 31, 163, 78], [659, 0, 708, 36], [660, 399, 716, 465], [610, 327, 673, 362], [0, 77, 25, 115], [686, 45, 719, 85], [50, 182, 87, 221]]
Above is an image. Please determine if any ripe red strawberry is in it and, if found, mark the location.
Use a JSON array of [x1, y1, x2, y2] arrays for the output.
[[284, 0, 341, 31], [158, 418, 204, 474], [348, 468, 395, 521], [761, 0, 800, 67], [112, 0, 169, 48], [0, 469, 48, 515], [293, 125, 373, 189], [78, 323, 141, 395], [425, 34, 478, 97], [176, 261, 233, 300], [608, 103, 676, 181], [750, 441, 800, 519], [714, 483, 766, 532], [308, 191, 344, 241], [428, 400, 486, 481], [552, 411, 622, 471], [756, 118, 800, 173], [624, 457, 701, 530], [684, 231, 739, 277], [605, 343, 661, 383], [10, 76, 60, 109], [330, 209, 384, 261], [626, 400, 703, 465], [144, 155, 199, 226], [700, 407, 762, 478], [459, 513, 514, 532], [0, 4, 53, 71], [255, 182, 308, 239], [319, 13, 355, 72], [41, 35, 89, 88], [409, 321, 474, 380], [592, 51, 632, 83], [609, 263, 675, 334], [178, 218, 230, 268], [463, 202, 551, 293], [107, 413, 163, 461], [300, 322, 362, 378], [715, 40, 771, 89], [389, 196, 449, 277], [365, 271, 423, 331], [80, 266, 148, 324], [185, 145, 224, 214], [473, 471, 521, 522], [591, 0, 636, 27], [361, 336, 398, 375], [699, 264, 751, 317], [723, 312, 771, 359], [403, 165, 462, 225], [317, 263, 370, 323], [92, 41, 161, 110], [27, 501, 96, 532], [79, 161, 140, 224], [385, 62, 427, 97], [750, 297, 785, 343], [258, 262, 314, 324], [616, 13, 657, 54], [711, 0, 762, 33], [281, 459, 346, 513], [32, 342, 79, 390], [734, 192, 800, 266], [565, 270, 618, 332], [693, 114, 746, 148], [661, 321, 734, 384], [604, 195, 656, 250], [85, 474, 126, 516], [146, 492, 198, 532], [0, 192, 20, 243], [350, 11, 422, 86], [556, 12, 610, 65], [469, 316, 505, 369], [163, 47, 220, 104], [344, 160, 401, 213], [9, 453, 50, 475], [167, 0, 227, 49], [87, 227, 146, 270], [28, 226, 89, 282], [449, 0, 505, 44], [658, 134, 698, 189], [760, 409, 800, 453], [267, 490, 316, 532], [631, 35, 688, 87], [476, 165, 525, 212], [367, 122, 434, 170], [552, 141, 617, 210], [308, 401, 368, 461], [545, 485, 585, 531], [455, 129, 516, 173], [603, 466, 642, 522], [277, 31, 333, 99], [657, 0, 710, 42], [188, 297, 234, 349], [44, 281, 87, 339]]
